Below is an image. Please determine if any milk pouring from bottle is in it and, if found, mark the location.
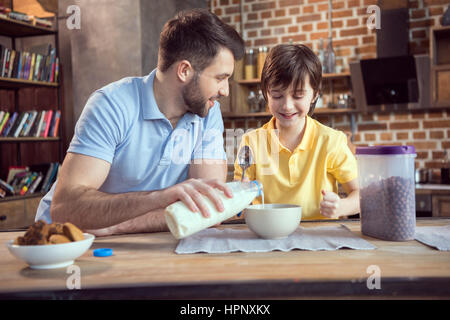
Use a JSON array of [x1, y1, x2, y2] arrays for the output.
[[165, 181, 263, 239]]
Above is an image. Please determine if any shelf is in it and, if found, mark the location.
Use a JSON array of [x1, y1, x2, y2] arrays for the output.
[[0, 77, 58, 89], [0, 137, 60, 142], [222, 108, 358, 119], [0, 16, 56, 37], [233, 72, 351, 85], [0, 192, 45, 202]]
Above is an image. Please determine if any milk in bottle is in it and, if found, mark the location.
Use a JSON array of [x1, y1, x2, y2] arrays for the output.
[[165, 181, 263, 239]]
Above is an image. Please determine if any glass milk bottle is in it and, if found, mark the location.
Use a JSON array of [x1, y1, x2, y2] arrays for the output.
[[165, 181, 263, 239]]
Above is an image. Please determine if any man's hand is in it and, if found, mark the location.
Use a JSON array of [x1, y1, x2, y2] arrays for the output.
[[320, 189, 341, 219], [159, 178, 233, 218]]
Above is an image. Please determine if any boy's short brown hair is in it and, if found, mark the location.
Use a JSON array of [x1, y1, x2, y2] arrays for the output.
[[260, 44, 322, 116]]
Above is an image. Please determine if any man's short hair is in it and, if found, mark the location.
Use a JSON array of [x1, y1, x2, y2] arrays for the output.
[[261, 44, 322, 116], [158, 8, 245, 73]]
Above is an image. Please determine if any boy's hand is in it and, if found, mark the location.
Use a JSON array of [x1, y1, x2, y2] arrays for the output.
[[320, 190, 341, 219]]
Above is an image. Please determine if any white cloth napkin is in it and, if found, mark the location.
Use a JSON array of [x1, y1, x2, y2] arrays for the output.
[[414, 225, 450, 251], [175, 224, 377, 254]]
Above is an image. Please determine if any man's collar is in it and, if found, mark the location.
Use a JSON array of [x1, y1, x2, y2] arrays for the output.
[[142, 69, 166, 120]]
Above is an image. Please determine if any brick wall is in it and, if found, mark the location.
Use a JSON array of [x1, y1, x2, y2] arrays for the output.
[[214, 0, 450, 171]]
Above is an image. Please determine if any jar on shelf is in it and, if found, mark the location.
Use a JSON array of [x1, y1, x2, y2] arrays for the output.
[[257, 47, 267, 80], [257, 90, 266, 112], [247, 90, 258, 112], [244, 49, 255, 80]]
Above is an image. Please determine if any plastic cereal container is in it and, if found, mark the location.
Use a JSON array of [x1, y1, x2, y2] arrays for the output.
[[356, 146, 417, 241]]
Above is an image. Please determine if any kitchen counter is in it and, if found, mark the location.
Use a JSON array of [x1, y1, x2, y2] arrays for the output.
[[416, 184, 450, 193], [0, 218, 449, 299]]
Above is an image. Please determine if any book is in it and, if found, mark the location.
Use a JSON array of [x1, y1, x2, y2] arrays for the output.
[[2, 48, 10, 77], [21, 52, 28, 79], [54, 57, 59, 83], [44, 163, 59, 192], [12, 112, 28, 137], [47, 47, 55, 82], [16, 51, 22, 79], [19, 172, 37, 195], [19, 111, 35, 136], [22, 110, 38, 137], [0, 112, 10, 135], [0, 6, 11, 14], [48, 110, 61, 137], [42, 110, 53, 137], [50, 56, 56, 82], [28, 53, 36, 81], [28, 173, 43, 194], [0, 111, 4, 124], [40, 162, 55, 193], [9, 11, 32, 23], [7, 49, 15, 78], [38, 110, 48, 137], [0, 44, 5, 75], [43, 53, 50, 81], [37, 55, 45, 81], [0, 179, 15, 196], [52, 110, 61, 137], [28, 110, 42, 137], [33, 17, 53, 28], [6, 166, 28, 184], [10, 112, 27, 137], [34, 110, 45, 137], [11, 50, 20, 78], [33, 54, 41, 81], [10, 170, 29, 192], [23, 53, 30, 80], [2, 111, 18, 136]]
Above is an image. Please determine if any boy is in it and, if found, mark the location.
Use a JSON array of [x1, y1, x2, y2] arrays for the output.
[[234, 44, 359, 220]]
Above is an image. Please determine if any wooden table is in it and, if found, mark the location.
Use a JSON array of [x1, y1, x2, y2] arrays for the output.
[[0, 218, 449, 299]]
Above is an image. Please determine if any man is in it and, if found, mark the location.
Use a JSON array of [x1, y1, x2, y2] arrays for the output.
[[35, 9, 245, 236]]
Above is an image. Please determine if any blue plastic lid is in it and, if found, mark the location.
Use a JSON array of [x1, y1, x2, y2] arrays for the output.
[[356, 145, 416, 155], [251, 180, 262, 197], [93, 248, 113, 257]]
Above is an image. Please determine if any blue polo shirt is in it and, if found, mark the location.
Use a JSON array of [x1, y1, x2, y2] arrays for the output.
[[35, 69, 227, 223]]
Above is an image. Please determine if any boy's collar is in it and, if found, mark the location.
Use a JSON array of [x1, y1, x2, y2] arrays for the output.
[[266, 116, 315, 152]]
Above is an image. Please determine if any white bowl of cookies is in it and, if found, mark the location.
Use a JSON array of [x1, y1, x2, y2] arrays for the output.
[[6, 220, 95, 269]]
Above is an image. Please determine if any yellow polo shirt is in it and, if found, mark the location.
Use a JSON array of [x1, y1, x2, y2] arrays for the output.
[[234, 116, 357, 220]]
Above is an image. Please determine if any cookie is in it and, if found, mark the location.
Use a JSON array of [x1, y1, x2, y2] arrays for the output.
[[14, 236, 25, 245], [22, 220, 50, 245], [63, 222, 84, 241], [48, 222, 64, 238], [49, 234, 71, 244]]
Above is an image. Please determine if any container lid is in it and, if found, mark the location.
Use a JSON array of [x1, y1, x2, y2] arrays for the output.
[[93, 248, 113, 257], [356, 145, 416, 155]]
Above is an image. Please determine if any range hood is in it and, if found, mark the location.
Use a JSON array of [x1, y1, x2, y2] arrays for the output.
[[350, 6, 431, 112], [350, 55, 430, 112]]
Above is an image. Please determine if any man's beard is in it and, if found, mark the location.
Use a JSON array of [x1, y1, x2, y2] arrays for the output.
[[182, 72, 210, 118]]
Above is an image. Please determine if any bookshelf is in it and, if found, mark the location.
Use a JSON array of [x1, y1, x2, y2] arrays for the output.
[[0, 9, 62, 229]]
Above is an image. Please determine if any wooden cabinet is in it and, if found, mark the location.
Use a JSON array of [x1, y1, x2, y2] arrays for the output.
[[416, 188, 450, 217], [430, 26, 450, 107], [0, 195, 41, 230], [432, 195, 450, 217]]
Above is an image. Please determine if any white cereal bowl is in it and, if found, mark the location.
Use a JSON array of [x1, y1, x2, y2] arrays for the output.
[[6, 233, 95, 269], [245, 204, 302, 239]]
